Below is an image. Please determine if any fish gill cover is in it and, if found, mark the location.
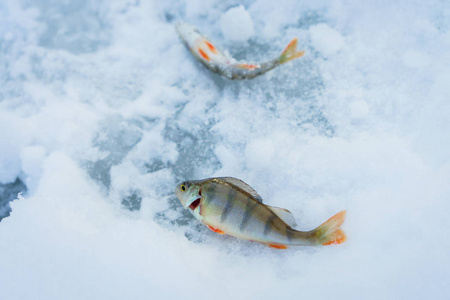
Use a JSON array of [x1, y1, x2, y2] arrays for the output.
[[0, 0, 449, 299]]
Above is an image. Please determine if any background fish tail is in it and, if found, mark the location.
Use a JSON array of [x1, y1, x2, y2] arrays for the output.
[[278, 37, 305, 64]]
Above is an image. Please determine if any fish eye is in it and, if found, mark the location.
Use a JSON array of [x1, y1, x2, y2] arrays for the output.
[[181, 184, 186, 191]]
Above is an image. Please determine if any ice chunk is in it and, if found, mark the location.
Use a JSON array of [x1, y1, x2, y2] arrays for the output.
[[0, 178, 27, 221], [220, 5, 254, 42], [85, 115, 143, 189]]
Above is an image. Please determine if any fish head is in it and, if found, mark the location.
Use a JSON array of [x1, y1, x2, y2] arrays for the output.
[[175, 22, 202, 46], [175, 22, 224, 64], [175, 180, 203, 212]]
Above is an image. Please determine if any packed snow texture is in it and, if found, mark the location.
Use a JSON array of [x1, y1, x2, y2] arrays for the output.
[[220, 5, 254, 42], [309, 23, 344, 57], [1, 0, 450, 299]]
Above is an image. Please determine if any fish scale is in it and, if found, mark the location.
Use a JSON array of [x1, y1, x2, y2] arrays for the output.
[[202, 182, 291, 243], [239, 200, 258, 232]]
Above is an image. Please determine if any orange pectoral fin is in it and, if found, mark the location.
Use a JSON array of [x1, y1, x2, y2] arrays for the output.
[[267, 244, 288, 250], [207, 225, 225, 235]]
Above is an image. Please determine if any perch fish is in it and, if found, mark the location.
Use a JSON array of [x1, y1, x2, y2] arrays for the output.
[[175, 22, 305, 80], [175, 177, 346, 249]]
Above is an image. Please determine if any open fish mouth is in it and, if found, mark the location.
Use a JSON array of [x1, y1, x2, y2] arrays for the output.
[[188, 198, 201, 210]]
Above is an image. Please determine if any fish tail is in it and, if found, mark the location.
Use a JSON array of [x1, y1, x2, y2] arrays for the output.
[[278, 38, 305, 64], [311, 210, 347, 246]]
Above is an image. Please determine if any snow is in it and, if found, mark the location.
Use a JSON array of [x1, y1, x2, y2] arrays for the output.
[[309, 23, 344, 57], [349, 100, 369, 120], [220, 5, 255, 42], [1, 0, 450, 299], [402, 49, 432, 69]]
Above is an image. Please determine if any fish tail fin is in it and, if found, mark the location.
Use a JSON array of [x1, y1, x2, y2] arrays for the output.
[[278, 38, 305, 64], [312, 210, 347, 246]]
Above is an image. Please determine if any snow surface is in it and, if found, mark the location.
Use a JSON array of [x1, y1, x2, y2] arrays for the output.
[[220, 5, 254, 42], [1, 0, 450, 299], [309, 23, 344, 57]]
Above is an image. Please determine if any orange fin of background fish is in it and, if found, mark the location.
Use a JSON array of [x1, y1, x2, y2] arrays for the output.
[[207, 225, 225, 235], [204, 41, 218, 54], [279, 37, 305, 64], [235, 63, 258, 70], [315, 210, 347, 246], [267, 244, 288, 249], [198, 48, 210, 61]]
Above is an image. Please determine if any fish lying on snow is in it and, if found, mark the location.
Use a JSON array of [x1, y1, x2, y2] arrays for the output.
[[175, 22, 305, 80], [176, 177, 346, 249]]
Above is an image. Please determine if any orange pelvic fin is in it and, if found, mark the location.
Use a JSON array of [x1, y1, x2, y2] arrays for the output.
[[207, 225, 225, 235], [279, 37, 305, 64], [267, 244, 288, 250], [198, 48, 210, 61], [314, 210, 347, 246]]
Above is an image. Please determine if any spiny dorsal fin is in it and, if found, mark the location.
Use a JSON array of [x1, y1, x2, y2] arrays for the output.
[[266, 205, 297, 227], [215, 177, 263, 203]]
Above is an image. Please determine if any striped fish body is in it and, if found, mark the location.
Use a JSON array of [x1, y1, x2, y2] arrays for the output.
[[176, 177, 347, 249], [200, 180, 297, 245]]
